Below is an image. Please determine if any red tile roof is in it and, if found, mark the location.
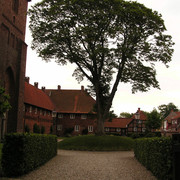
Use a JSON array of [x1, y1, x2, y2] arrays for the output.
[[131, 108, 147, 121], [165, 111, 180, 123], [45, 88, 96, 114], [170, 112, 180, 120], [104, 118, 133, 128], [24, 82, 54, 110]]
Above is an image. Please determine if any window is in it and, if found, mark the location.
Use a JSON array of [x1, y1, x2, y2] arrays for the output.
[[70, 114, 75, 119], [52, 111, 57, 117], [137, 120, 142, 124], [172, 120, 177, 124], [48, 111, 51, 116], [40, 109, 42, 115], [58, 114, 63, 118], [134, 127, 137, 132], [142, 128, 146, 132], [57, 125, 62, 131], [116, 128, 121, 132], [75, 125, 80, 132], [43, 110, 46, 116], [12, 0, 19, 14], [29, 106, 32, 113], [35, 108, 37, 114], [88, 126, 93, 132], [105, 127, 109, 132], [81, 114, 87, 119]]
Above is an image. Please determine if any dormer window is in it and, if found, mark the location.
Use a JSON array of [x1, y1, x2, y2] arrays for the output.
[[12, 0, 19, 14]]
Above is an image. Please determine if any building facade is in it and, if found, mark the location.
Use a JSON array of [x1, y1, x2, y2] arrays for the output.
[[0, 0, 30, 139]]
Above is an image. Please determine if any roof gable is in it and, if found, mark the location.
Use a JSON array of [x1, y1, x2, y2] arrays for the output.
[[24, 82, 54, 110]]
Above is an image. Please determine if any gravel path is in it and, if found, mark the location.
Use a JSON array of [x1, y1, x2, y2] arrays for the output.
[[19, 150, 157, 180]]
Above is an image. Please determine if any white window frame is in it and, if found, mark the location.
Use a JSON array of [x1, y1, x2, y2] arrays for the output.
[[40, 109, 42, 115], [88, 126, 93, 132], [134, 127, 137, 132], [81, 114, 87, 119], [142, 128, 146, 132], [116, 128, 121, 132], [75, 125, 80, 132], [105, 127, 109, 132], [29, 106, 32, 113], [70, 114, 75, 119], [52, 111, 57, 117], [57, 125, 62, 131], [172, 120, 177, 124], [44, 110, 46, 116], [58, 114, 63, 118], [35, 107, 37, 114]]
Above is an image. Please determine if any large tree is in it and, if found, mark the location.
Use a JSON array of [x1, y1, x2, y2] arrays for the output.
[[158, 102, 179, 119], [29, 0, 174, 135]]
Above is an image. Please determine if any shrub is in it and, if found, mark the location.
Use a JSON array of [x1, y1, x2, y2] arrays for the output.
[[24, 124, 30, 133], [2, 133, 57, 177], [134, 137, 173, 180], [41, 126, 45, 134], [33, 123, 40, 133], [63, 127, 74, 136], [82, 128, 88, 135]]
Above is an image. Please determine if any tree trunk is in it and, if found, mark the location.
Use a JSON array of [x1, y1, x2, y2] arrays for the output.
[[96, 114, 105, 136]]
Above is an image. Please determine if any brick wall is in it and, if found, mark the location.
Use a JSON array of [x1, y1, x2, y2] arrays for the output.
[[0, 0, 30, 135]]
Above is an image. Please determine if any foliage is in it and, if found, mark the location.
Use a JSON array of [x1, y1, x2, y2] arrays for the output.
[[58, 135, 134, 151], [24, 124, 30, 133], [158, 102, 179, 119], [63, 127, 74, 136], [134, 137, 173, 180], [145, 108, 162, 131], [0, 87, 11, 117], [29, 0, 174, 135], [119, 112, 133, 118], [41, 126, 45, 134], [82, 128, 88, 135], [50, 125, 53, 134], [2, 133, 57, 177], [33, 123, 40, 133]]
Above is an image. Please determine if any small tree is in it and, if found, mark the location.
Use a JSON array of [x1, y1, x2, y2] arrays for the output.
[[33, 123, 40, 134], [0, 87, 11, 118], [146, 109, 162, 131], [41, 126, 45, 134], [119, 112, 133, 118], [29, 0, 174, 135]]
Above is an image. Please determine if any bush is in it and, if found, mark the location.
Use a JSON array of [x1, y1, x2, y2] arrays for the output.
[[2, 133, 57, 177], [24, 124, 30, 133], [134, 137, 173, 180], [63, 127, 74, 136], [33, 123, 40, 133], [41, 126, 45, 134], [82, 128, 88, 135]]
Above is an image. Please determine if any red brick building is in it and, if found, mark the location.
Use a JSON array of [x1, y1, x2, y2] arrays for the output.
[[104, 108, 147, 135], [24, 78, 55, 134], [44, 86, 97, 136], [0, 0, 30, 139]]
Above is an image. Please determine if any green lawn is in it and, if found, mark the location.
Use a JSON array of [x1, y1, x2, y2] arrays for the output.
[[58, 135, 134, 151]]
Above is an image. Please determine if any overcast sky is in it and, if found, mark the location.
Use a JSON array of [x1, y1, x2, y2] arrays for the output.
[[25, 0, 180, 116]]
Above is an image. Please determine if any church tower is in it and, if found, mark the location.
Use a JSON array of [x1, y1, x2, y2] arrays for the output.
[[0, 0, 31, 138]]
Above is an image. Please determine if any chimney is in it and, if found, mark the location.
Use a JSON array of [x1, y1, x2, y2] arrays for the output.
[[81, 86, 84, 91], [25, 77, 29, 83], [41, 86, 45, 91], [58, 85, 61, 90], [138, 108, 140, 112], [34, 82, 38, 88]]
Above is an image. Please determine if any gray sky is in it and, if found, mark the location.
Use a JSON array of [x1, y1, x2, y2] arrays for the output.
[[25, 0, 180, 116]]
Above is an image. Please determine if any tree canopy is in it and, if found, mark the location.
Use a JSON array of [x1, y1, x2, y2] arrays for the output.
[[29, 0, 174, 135], [158, 102, 179, 119]]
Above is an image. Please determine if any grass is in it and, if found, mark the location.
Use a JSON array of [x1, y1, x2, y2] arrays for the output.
[[58, 135, 134, 151]]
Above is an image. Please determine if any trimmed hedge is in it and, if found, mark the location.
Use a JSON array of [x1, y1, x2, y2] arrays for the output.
[[134, 137, 173, 180], [2, 133, 57, 177]]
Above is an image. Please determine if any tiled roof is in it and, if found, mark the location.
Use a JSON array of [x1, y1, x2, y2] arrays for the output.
[[164, 111, 180, 122], [24, 82, 54, 110], [45, 88, 96, 114], [170, 112, 180, 120], [131, 108, 147, 121], [104, 118, 133, 128]]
